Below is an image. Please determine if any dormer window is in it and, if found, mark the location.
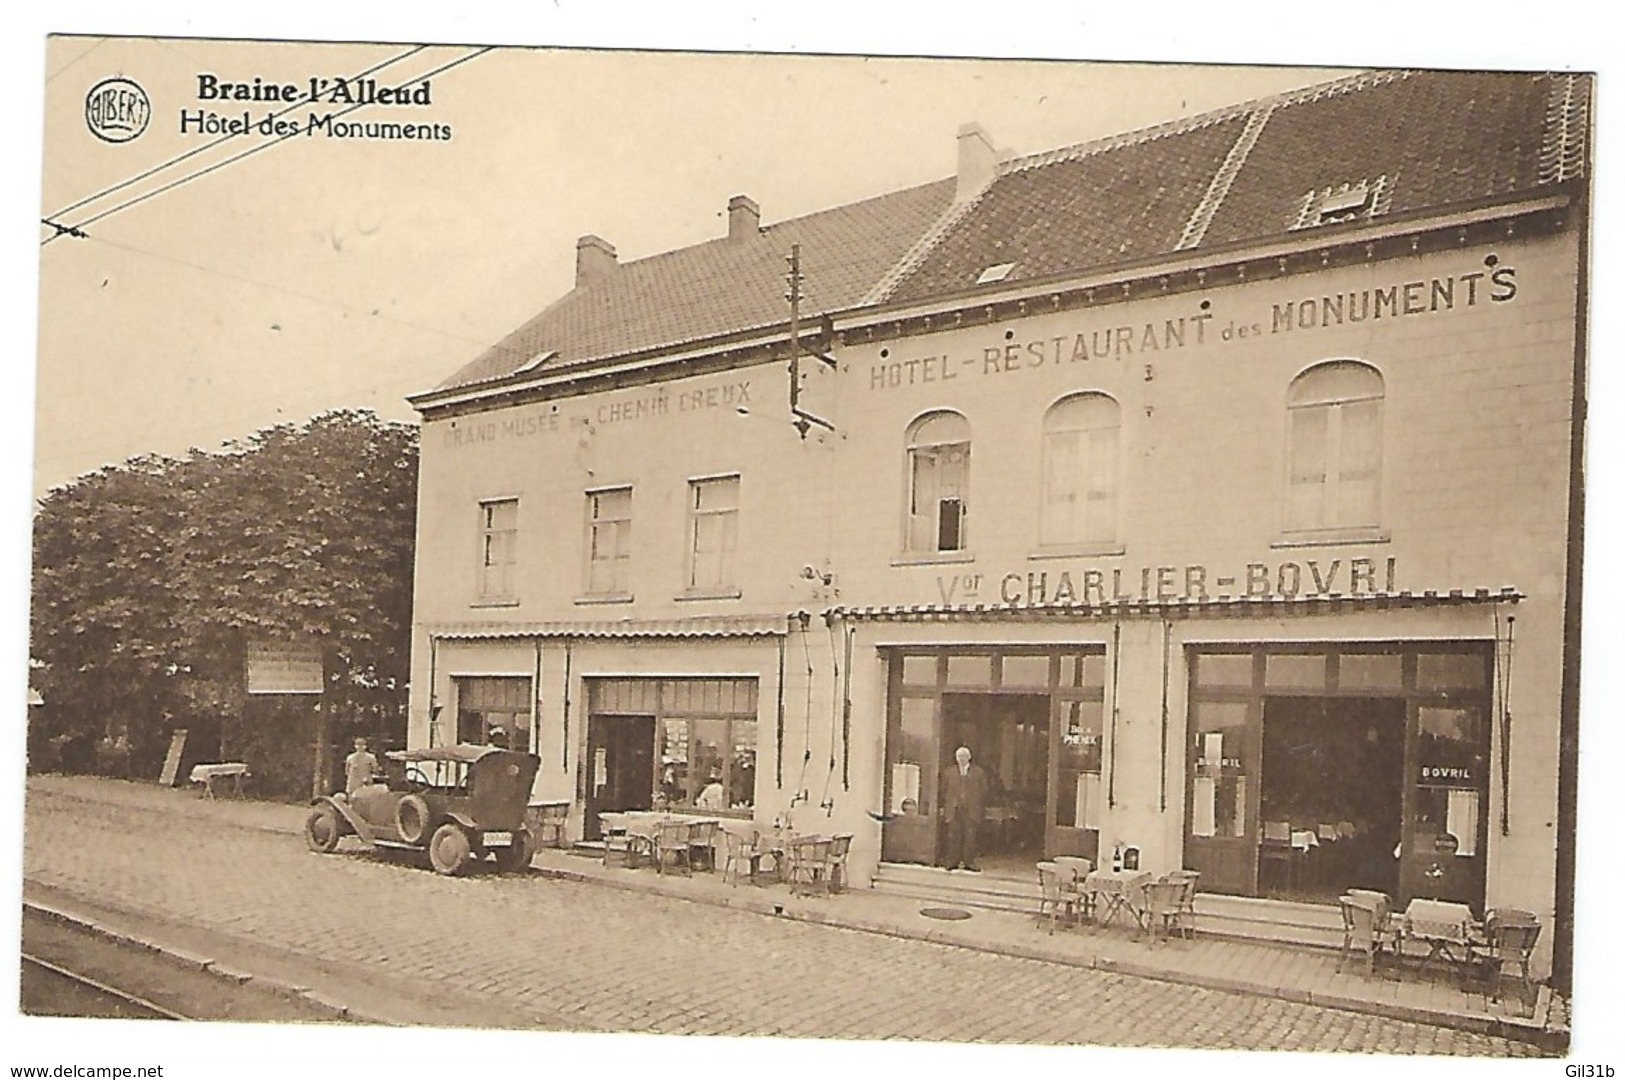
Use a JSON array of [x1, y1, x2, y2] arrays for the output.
[[1292, 177, 1389, 230]]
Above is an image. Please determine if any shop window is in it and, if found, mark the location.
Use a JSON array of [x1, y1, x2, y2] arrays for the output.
[[1194, 653, 1252, 688], [686, 475, 740, 595], [1416, 652, 1488, 691], [905, 411, 971, 554], [901, 655, 938, 687], [477, 498, 518, 602], [1055, 699, 1104, 829], [650, 678, 758, 812], [1039, 393, 1119, 547], [1338, 652, 1404, 691], [889, 698, 935, 816], [1284, 361, 1384, 535], [1190, 700, 1250, 840], [456, 676, 532, 751], [1063, 653, 1107, 689], [1000, 655, 1052, 688], [945, 654, 993, 688], [584, 487, 632, 597], [1264, 653, 1328, 691]]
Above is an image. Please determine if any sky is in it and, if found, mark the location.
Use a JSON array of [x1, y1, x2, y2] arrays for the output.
[[6, 3, 1622, 1078], [30, 41, 1347, 495]]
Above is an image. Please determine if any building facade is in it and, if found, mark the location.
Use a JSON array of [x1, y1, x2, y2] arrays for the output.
[[407, 69, 1590, 980]]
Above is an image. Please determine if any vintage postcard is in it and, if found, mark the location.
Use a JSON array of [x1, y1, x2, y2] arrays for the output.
[[12, 14, 1612, 1077]]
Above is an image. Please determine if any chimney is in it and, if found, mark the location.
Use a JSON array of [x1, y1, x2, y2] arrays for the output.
[[575, 234, 618, 287], [727, 194, 760, 242], [956, 123, 996, 203]]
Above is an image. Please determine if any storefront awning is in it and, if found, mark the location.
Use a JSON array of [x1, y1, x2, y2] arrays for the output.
[[829, 587, 1522, 623], [430, 614, 791, 641]]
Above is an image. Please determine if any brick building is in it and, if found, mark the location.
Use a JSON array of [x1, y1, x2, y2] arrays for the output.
[[406, 69, 1591, 982]]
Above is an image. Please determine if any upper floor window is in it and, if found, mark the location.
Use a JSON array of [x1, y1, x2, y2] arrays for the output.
[[1040, 393, 1119, 547], [687, 475, 740, 595], [906, 411, 970, 554], [1285, 361, 1384, 534], [585, 486, 632, 597], [478, 498, 519, 602]]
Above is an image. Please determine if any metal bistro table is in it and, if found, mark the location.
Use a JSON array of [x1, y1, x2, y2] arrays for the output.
[[1402, 898, 1481, 979], [1082, 868, 1153, 931]]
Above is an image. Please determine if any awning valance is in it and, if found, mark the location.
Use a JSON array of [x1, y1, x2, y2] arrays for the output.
[[828, 587, 1522, 624], [431, 614, 790, 641]]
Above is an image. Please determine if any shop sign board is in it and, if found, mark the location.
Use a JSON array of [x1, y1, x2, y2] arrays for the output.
[[246, 640, 324, 695]]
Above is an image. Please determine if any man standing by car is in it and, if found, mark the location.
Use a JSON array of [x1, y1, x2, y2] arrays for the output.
[[345, 736, 378, 795], [941, 745, 988, 871]]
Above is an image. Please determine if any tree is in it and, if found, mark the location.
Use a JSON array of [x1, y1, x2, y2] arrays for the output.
[[29, 410, 419, 797]]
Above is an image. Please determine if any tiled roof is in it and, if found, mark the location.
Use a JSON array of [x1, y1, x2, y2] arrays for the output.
[[887, 69, 1589, 304], [431, 69, 1589, 397], [435, 178, 956, 391]]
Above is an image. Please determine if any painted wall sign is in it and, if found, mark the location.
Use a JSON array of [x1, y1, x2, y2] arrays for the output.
[[930, 556, 1398, 607], [866, 255, 1518, 393], [439, 378, 753, 448]]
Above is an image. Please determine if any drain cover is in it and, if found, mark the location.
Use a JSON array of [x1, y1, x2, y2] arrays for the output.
[[919, 906, 973, 921]]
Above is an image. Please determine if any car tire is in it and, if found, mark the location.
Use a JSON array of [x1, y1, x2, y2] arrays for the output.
[[396, 794, 432, 845], [493, 828, 535, 874], [428, 822, 472, 876], [304, 806, 341, 853]]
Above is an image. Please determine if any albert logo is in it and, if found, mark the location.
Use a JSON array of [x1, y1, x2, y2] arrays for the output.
[[85, 77, 151, 143]]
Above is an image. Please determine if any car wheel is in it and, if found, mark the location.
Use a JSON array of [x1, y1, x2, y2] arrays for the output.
[[493, 828, 535, 874], [304, 806, 341, 853], [428, 823, 472, 876], [396, 794, 432, 845]]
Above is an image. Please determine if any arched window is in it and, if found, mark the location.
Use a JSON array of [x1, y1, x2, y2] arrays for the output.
[[906, 411, 970, 553], [1040, 393, 1120, 547], [1286, 361, 1384, 533]]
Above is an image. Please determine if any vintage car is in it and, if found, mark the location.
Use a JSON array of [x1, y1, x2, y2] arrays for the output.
[[304, 744, 541, 875]]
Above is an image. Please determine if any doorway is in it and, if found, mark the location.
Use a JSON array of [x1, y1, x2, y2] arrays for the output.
[[583, 714, 654, 839], [941, 692, 1049, 875], [1259, 697, 1405, 903]]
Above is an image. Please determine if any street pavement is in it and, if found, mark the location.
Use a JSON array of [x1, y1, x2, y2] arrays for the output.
[[22, 778, 1545, 1055]]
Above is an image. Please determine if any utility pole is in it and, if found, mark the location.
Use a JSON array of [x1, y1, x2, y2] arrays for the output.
[[785, 244, 835, 439]]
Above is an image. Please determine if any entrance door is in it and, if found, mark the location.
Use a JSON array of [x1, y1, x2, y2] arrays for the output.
[[1259, 697, 1405, 903], [940, 693, 1048, 872], [881, 695, 940, 865], [583, 714, 654, 839]]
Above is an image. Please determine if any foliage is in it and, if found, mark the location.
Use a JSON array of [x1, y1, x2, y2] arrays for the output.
[[28, 410, 418, 797]]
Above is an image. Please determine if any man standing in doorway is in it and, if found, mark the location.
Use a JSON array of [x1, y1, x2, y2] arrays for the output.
[[941, 745, 989, 872]]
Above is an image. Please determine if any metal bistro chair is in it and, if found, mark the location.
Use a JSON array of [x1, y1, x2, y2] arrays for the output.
[[1258, 820, 1296, 892], [687, 819, 721, 873], [652, 819, 693, 876], [1053, 856, 1095, 923], [720, 826, 756, 887], [600, 813, 644, 869], [1162, 869, 1201, 940], [1144, 877, 1189, 944], [827, 834, 854, 893], [787, 836, 835, 897], [1035, 862, 1072, 934], [1337, 892, 1401, 975], [1477, 908, 1542, 1011]]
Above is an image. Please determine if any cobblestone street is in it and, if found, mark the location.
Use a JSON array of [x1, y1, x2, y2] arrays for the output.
[[20, 780, 1546, 1057]]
